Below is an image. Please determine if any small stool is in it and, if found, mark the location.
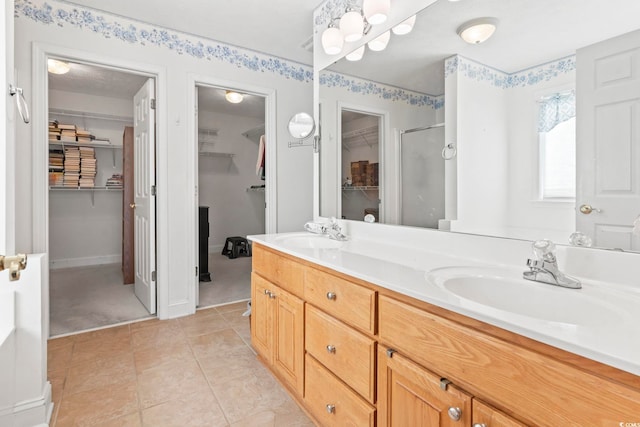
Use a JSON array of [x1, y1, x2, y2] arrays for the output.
[[221, 236, 252, 259]]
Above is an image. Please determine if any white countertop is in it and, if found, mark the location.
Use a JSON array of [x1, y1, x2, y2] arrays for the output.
[[248, 231, 640, 377]]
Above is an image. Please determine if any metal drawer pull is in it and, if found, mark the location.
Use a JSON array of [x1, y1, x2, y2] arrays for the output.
[[326, 345, 336, 354], [448, 406, 462, 421], [473, 424, 487, 427], [326, 291, 336, 300], [326, 404, 335, 414]]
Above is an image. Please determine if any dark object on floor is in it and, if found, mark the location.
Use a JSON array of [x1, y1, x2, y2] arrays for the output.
[[222, 236, 252, 259], [199, 206, 211, 281]]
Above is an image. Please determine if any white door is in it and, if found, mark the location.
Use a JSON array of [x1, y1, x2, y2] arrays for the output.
[[576, 29, 640, 251], [133, 79, 157, 314]]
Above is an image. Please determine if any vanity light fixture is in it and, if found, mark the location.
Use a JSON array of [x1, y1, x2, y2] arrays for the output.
[[363, 0, 390, 26], [225, 90, 244, 104], [457, 17, 499, 44], [47, 59, 70, 75], [346, 45, 366, 61], [321, 21, 344, 55], [367, 30, 391, 52], [340, 8, 365, 42], [392, 14, 416, 35]]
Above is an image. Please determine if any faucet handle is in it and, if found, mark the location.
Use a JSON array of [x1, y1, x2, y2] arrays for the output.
[[532, 239, 556, 262]]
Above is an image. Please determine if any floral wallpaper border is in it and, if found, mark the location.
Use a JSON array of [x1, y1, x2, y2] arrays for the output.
[[14, 0, 314, 83], [444, 54, 576, 89], [320, 72, 443, 109]]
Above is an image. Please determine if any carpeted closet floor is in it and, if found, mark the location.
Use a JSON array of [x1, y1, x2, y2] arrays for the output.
[[50, 254, 252, 336]]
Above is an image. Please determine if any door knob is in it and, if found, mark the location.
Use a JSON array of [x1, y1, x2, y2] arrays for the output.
[[130, 203, 136, 209], [579, 204, 601, 214], [0, 254, 27, 281]]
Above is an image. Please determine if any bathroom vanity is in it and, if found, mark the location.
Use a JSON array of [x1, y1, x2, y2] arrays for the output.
[[249, 228, 640, 427]]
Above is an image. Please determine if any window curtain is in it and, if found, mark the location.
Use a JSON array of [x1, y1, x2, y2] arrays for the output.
[[538, 91, 576, 133]]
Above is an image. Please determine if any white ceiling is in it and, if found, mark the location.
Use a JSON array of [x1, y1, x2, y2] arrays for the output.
[[198, 86, 265, 119], [48, 62, 148, 99]]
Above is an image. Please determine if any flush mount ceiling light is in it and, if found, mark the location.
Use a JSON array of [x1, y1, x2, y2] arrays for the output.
[[346, 45, 366, 61], [47, 59, 70, 74], [340, 8, 365, 42], [363, 0, 390, 26], [321, 21, 344, 55], [392, 14, 416, 35], [225, 90, 244, 104], [367, 30, 391, 52], [457, 17, 498, 44]]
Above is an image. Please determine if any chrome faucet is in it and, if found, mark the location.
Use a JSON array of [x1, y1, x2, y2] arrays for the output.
[[304, 217, 348, 241], [523, 240, 581, 289]]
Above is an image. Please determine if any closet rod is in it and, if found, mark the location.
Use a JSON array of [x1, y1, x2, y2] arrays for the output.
[[401, 122, 445, 135], [49, 108, 133, 123]]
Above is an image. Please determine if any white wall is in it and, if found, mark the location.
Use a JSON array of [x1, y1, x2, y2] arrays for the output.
[[48, 90, 130, 268], [14, 0, 313, 319], [197, 109, 266, 250]]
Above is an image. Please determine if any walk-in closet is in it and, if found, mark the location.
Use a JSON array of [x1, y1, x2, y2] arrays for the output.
[[196, 85, 266, 307], [48, 60, 155, 335]]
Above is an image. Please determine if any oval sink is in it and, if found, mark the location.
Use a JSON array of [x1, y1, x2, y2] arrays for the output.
[[275, 234, 344, 250], [426, 267, 627, 327]]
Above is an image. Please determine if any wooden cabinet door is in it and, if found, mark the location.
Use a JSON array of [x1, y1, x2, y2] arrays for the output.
[[473, 399, 528, 427], [251, 273, 273, 364], [378, 347, 471, 427], [272, 284, 305, 396]]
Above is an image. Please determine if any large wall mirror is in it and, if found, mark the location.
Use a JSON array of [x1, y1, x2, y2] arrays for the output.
[[314, 0, 640, 252]]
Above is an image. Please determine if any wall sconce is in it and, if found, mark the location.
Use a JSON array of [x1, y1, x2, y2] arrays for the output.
[[47, 59, 70, 75], [367, 30, 390, 52], [322, 21, 344, 55], [225, 90, 244, 103], [340, 8, 365, 42], [457, 17, 499, 44], [392, 15, 416, 35], [346, 45, 366, 61]]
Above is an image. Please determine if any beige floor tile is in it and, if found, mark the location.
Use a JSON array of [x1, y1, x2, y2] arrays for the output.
[[141, 389, 228, 426], [136, 358, 211, 409], [55, 380, 139, 427], [131, 320, 186, 352], [133, 341, 195, 375], [65, 353, 136, 396], [48, 335, 77, 351], [220, 309, 251, 331], [70, 334, 133, 365], [192, 306, 220, 317], [129, 317, 179, 332], [210, 370, 292, 424], [215, 301, 249, 314], [189, 328, 247, 360], [73, 324, 131, 343], [178, 311, 232, 338], [230, 402, 314, 427], [48, 342, 74, 373], [199, 345, 268, 386], [49, 368, 68, 407], [96, 412, 142, 427]]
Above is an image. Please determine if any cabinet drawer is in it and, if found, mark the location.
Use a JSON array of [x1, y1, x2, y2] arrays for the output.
[[305, 305, 376, 403], [304, 354, 375, 427], [252, 245, 304, 297], [378, 295, 640, 426], [304, 267, 376, 334]]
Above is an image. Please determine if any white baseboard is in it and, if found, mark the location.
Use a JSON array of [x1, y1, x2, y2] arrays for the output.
[[50, 254, 120, 270], [8, 382, 52, 427]]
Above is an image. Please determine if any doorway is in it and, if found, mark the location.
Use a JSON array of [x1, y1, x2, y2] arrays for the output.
[[195, 85, 266, 308], [46, 59, 157, 335]]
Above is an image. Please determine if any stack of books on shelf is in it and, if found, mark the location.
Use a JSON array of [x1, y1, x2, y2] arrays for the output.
[[48, 120, 99, 143], [105, 173, 124, 189], [79, 146, 97, 188], [63, 147, 80, 187], [48, 148, 64, 187], [48, 121, 61, 140], [76, 129, 92, 143]]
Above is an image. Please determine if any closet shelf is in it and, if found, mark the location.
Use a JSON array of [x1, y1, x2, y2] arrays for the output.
[[342, 185, 379, 191], [49, 139, 121, 149], [49, 186, 123, 191], [242, 124, 265, 143], [342, 125, 379, 150], [198, 151, 235, 158], [49, 108, 133, 123], [246, 186, 265, 192]]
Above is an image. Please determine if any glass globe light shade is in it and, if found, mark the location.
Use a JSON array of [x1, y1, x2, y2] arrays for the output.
[[321, 25, 344, 55], [47, 59, 70, 74], [225, 91, 244, 104], [457, 18, 498, 44], [392, 15, 416, 35], [340, 10, 364, 43], [346, 45, 365, 61], [363, 0, 390, 26], [367, 30, 391, 52]]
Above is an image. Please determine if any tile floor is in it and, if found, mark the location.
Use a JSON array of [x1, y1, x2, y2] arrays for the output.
[[47, 302, 314, 426]]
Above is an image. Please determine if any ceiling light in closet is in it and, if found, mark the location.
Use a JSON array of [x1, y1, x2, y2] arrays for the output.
[[392, 15, 416, 35], [367, 30, 391, 52], [363, 0, 390, 25], [457, 17, 498, 44], [48, 59, 71, 74], [225, 90, 244, 103]]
